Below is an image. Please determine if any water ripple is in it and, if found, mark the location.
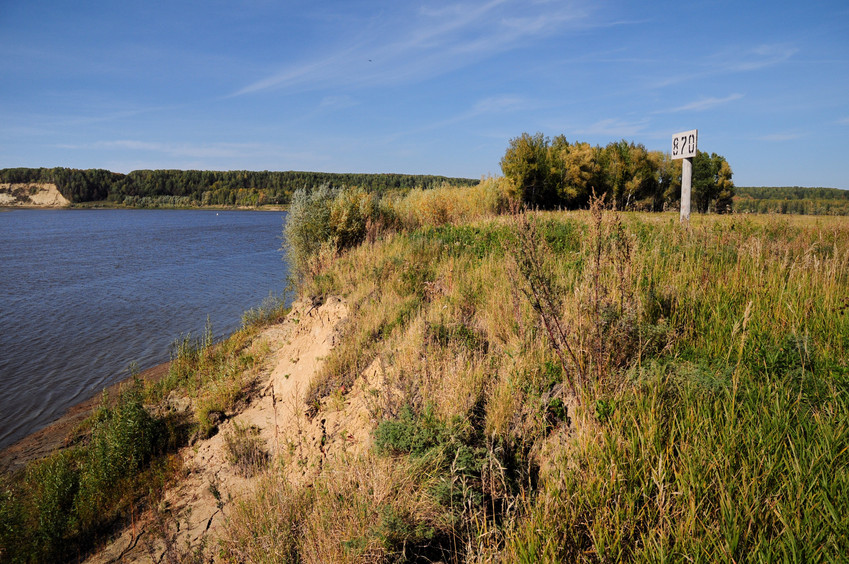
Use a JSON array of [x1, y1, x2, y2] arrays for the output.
[[0, 209, 289, 449]]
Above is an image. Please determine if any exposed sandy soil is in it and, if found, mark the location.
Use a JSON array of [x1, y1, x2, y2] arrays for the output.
[[82, 295, 383, 563], [0, 183, 70, 207]]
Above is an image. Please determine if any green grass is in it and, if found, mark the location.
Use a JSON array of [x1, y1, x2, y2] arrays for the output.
[[239, 199, 848, 563]]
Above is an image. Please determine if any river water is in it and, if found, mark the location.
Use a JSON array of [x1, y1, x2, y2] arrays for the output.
[[0, 209, 289, 450]]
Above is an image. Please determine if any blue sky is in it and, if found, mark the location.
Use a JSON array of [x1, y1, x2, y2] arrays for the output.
[[2, 0, 848, 188]]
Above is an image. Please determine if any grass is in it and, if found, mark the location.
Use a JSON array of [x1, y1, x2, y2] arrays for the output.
[[228, 183, 848, 563], [224, 422, 269, 478]]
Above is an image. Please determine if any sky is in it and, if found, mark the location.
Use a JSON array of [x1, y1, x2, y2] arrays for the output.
[[1, 0, 848, 188]]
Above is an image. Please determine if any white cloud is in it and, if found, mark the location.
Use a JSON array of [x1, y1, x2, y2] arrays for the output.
[[653, 43, 798, 89], [382, 94, 534, 142], [318, 95, 358, 111], [576, 118, 649, 137], [837, 117, 849, 125], [471, 95, 530, 114], [231, 0, 594, 97], [757, 132, 804, 142], [57, 140, 299, 160], [662, 93, 744, 113], [731, 44, 798, 72]]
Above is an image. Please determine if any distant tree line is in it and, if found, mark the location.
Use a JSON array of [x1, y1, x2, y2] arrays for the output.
[[734, 186, 849, 215], [500, 133, 734, 212], [0, 167, 479, 205]]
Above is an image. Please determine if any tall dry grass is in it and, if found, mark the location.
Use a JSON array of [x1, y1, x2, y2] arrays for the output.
[[238, 193, 849, 562]]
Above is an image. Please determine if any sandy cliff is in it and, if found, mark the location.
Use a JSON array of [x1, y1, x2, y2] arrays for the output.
[[0, 183, 70, 207]]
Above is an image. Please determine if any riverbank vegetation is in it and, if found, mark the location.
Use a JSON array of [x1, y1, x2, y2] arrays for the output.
[[0, 167, 477, 207], [231, 179, 846, 561], [0, 299, 289, 562], [735, 186, 849, 215]]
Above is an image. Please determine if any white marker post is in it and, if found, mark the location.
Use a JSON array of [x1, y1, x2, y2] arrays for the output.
[[671, 129, 697, 222]]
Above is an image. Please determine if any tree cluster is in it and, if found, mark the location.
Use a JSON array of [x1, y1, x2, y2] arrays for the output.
[[736, 186, 849, 201], [500, 133, 734, 212], [734, 186, 849, 215], [0, 167, 478, 205]]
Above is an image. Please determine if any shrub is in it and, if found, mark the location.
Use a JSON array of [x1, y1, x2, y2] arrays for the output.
[[328, 187, 378, 250], [0, 380, 166, 562], [29, 452, 78, 554], [283, 184, 338, 277], [374, 405, 448, 457], [75, 383, 160, 525], [241, 293, 289, 329], [284, 185, 381, 279]]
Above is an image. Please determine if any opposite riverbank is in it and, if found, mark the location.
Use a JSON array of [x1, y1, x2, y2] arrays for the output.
[[0, 182, 288, 211]]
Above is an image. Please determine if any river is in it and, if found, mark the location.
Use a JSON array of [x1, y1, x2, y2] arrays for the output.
[[0, 209, 289, 450]]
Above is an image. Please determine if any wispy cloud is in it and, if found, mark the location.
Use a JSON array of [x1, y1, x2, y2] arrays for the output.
[[318, 95, 358, 111], [659, 93, 744, 113], [56, 140, 297, 160], [729, 44, 798, 72], [576, 118, 649, 137], [231, 0, 594, 97], [653, 43, 798, 89], [5, 105, 180, 131], [756, 132, 805, 142], [383, 94, 535, 142], [837, 117, 849, 125], [470, 95, 531, 115]]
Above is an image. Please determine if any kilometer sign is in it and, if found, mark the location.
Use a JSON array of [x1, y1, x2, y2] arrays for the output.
[[671, 129, 698, 159]]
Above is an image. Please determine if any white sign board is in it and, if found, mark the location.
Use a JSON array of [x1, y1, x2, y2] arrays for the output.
[[671, 129, 698, 160]]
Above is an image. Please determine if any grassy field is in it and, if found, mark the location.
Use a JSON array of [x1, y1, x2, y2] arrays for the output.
[[2, 179, 847, 562], [226, 186, 848, 561]]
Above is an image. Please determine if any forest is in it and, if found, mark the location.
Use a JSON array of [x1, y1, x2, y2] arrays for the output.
[[500, 133, 735, 212], [0, 167, 478, 206], [734, 185, 849, 215]]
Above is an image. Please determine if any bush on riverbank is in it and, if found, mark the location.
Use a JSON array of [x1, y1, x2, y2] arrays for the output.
[[0, 379, 172, 561], [283, 177, 512, 280]]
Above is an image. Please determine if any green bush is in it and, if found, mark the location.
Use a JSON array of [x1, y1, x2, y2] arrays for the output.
[[29, 452, 79, 554], [241, 293, 289, 329], [284, 185, 380, 279], [75, 383, 160, 526], [374, 405, 447, 457], [328, 187, 378, 250], [284, 184, 338, 277], [0, 380, 164, 562]]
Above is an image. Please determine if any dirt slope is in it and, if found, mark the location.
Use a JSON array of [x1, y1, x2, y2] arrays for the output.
[[86, 295, 383, 562]]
